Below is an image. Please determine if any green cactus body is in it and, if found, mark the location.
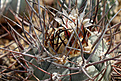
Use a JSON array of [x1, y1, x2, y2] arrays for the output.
[[26, 33, 112, 81], [0, 0, 27, 23]]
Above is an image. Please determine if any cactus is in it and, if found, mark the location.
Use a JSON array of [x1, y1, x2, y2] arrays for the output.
[[0, 0, 121, 81]]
